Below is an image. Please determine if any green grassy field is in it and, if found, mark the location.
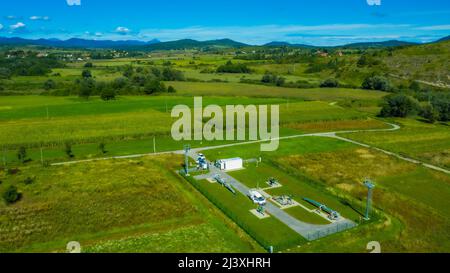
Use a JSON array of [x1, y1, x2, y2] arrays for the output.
[[0, 47, 449, 254], [0, 154, 261, 253], [198, 135, 450, 252], [341, 118, 450, 169], [187, 177, 306, 251]]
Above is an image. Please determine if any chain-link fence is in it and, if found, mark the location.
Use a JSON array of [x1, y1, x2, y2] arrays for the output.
[[306, 221, 357, 241]]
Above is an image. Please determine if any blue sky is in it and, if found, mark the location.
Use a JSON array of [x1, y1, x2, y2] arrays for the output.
[[0, 0, 449, 45]]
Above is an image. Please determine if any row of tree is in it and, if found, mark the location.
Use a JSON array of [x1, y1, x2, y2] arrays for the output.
[[379, 93, 449, 123]]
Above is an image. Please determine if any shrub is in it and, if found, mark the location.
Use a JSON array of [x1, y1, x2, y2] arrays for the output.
[[320, 78, 339, 88], [362, 76, 391, 91], [98, 142, 107, 154], [261, 73, 285, 86], [167, 86, 176, 93], [100, 89, 116, 101], [3, 185, 21, 204], [144, 80, 166, 95], [17, 146, 27, 163], [81, 69, 92, 78], [43, 79, 56, 90], [431, 95, 450, 122], [84, 62, 93, 68], [419, 104, 439, 123], [23, 177, 34, 185], [217, 61, 251, 73], [379, 94, 419, 117], [65, 142, 74, 158]]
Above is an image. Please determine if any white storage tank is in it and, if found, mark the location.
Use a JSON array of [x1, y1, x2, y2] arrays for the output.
[[218, 158, 243, 171]]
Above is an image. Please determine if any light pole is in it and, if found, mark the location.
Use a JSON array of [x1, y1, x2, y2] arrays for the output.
[[184, 144, 191, 176], [364, 179, 375, 220]]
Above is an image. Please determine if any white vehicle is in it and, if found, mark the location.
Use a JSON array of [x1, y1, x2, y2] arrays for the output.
[[248, 190, 266, 205]]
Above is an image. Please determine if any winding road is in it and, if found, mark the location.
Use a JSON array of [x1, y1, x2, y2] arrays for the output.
[[51, 121, 450, 175]]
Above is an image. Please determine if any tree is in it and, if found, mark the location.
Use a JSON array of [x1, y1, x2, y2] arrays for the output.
[[320, 78, 339, 88], [98, 142, 107, 154], [431, 95, 450, 122], [101, 89, 116, 101], [162, 68, 185, 81], [379, 94, 419, 118], [43, 79, 56, 90], [144, 80, 166, 95], [0, 67, 11, 79], [420, 104, 439, 123], [65, 142, 74, 158], [78, 78, 95, 99], [81, 69, 92, 78], [167, 86, 176, 93], [217, 61, 251, 73], [362, 76, 391, 91], [261, 73, 285, 86], [17, 146, 27, 163], [2, 185, 21, 204], [122, 65, 134, 78]]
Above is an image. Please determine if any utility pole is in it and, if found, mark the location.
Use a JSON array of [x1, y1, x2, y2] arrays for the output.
[[153, 136, 156, 154], [184, 144, 191, 176], [364, 179, 375, 220]]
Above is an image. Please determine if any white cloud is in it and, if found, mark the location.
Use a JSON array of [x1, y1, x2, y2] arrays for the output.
[[0, 24, 3, 31], [5, 15, 17, 20], [66, 0, 81, 6], [115, 26, 131, 34], [415, 25, 450, 31], [10, 22, 26, 30], [95, 32, 103, 37], [30, 16, 50, 21]]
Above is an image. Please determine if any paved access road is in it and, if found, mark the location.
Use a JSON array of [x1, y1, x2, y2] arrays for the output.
[[191, 151, 355, 241]]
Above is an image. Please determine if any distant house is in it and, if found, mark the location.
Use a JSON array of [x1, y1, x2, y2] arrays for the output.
[[36, 52, 48, 58]]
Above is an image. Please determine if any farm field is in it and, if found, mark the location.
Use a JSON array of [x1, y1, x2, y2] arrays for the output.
[[341, 118, 450, 169], [0, 154, 261, 253], [0, 94, 385, 166]]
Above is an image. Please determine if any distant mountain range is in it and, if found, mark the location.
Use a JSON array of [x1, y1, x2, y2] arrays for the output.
[[436, 35, 450, 42], [264, 41, 315, 48], [0, 37, 160, 49], [264, 40, 420, 49], [142, 38, 248, 51], [0, 35, 448, 50]]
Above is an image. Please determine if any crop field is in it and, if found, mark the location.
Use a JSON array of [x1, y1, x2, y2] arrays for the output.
[[167, 81, 388, 101]]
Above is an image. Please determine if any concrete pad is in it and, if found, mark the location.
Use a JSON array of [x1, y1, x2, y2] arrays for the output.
[[272, 198, 301, 210], [250, 209, 270, 219], [206, 177, 217, 183], [262, 182, 282, 190]]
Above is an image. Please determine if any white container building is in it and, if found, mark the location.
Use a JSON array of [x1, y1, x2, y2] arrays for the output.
[[217, 158, 243, 171]]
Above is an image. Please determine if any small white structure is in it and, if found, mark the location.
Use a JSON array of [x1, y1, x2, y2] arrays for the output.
[[217, 157, 243, 171]]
